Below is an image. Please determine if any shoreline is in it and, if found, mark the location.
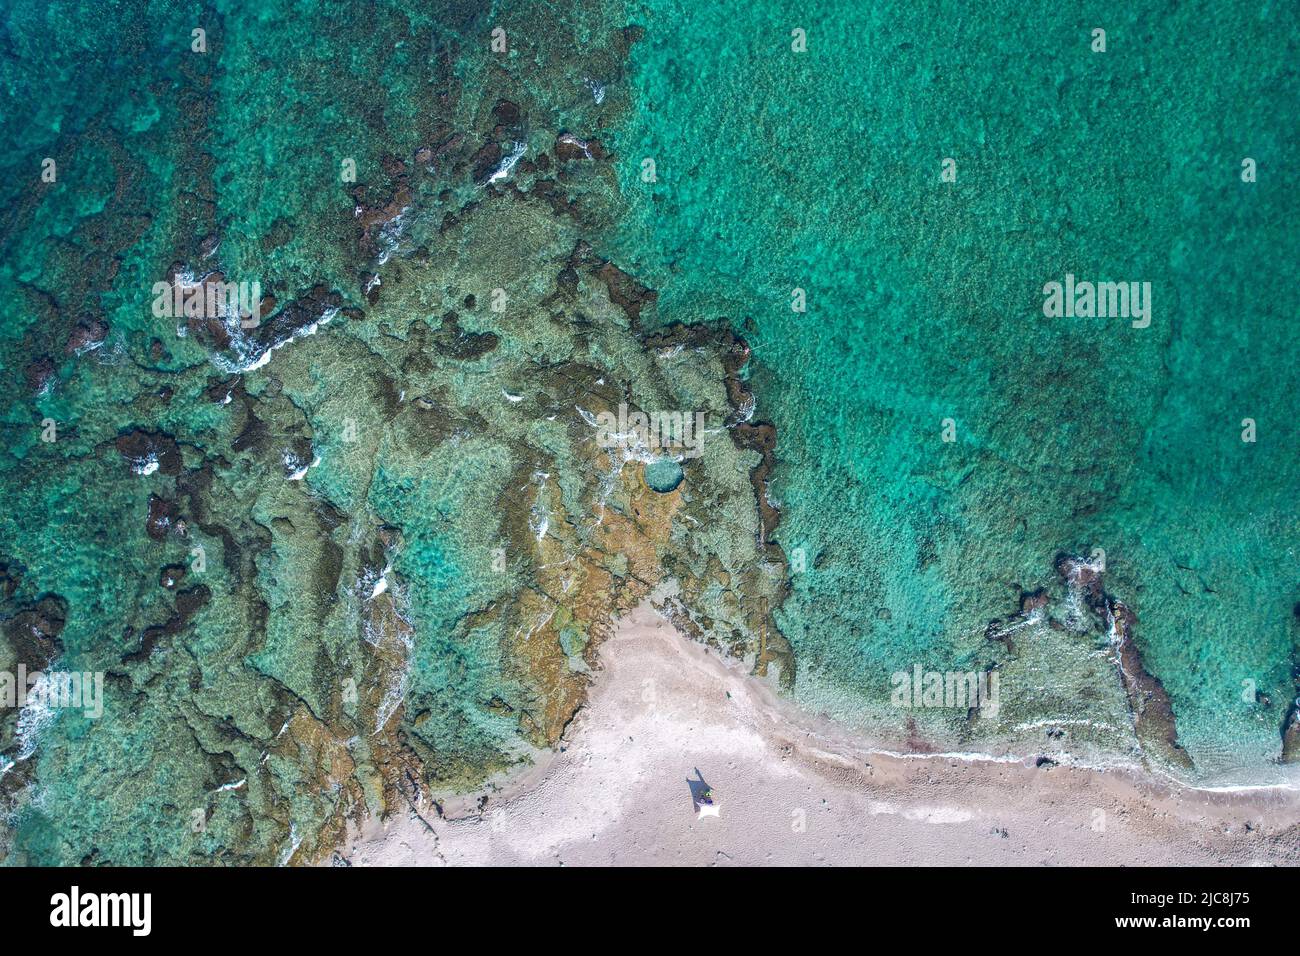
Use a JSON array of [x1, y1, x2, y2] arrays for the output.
[[338, 602, 1300, 866]]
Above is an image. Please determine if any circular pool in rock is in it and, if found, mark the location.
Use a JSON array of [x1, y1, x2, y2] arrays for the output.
[[643, 458, 684, 493]]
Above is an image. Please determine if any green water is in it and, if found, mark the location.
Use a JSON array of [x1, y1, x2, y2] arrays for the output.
[[604, 0, 1300, 774], [0, 0, 1296, 865]]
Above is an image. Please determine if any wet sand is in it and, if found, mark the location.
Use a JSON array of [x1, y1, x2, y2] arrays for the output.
[[339, 603, 1300, 866]]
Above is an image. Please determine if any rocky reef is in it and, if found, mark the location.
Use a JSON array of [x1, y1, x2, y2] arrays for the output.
[[0, 1, 791, 865], [982, 553, 1193, 771]]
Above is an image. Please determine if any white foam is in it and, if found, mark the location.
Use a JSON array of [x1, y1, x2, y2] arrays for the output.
[[213, 308, 337, 375], [486, 141, 527, 185]]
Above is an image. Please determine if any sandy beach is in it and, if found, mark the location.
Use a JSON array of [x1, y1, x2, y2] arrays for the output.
[[339, 603, 1300, 867]]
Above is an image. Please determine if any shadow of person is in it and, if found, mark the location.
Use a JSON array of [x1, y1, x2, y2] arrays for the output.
[[687, 767, 712, 809]]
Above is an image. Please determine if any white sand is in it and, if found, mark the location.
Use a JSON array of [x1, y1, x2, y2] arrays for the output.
[[339, 603, 1300, 866]]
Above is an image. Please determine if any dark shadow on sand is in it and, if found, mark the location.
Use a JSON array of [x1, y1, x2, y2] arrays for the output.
[[687, 768, 712, 810]]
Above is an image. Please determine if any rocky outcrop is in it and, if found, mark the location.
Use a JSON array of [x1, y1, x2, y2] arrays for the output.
[[1054, 553, 1193, 770]]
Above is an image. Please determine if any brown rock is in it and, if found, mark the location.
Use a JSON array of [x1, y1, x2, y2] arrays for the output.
[[2, 594, 68, 669], [492, 99, 522, 126], [470, 142, 503, 185], [116, 429, 183, 477], [145, 495, 175, 540], [555, 133, 606, 163], [1108, 599, 1193, 770], [596, 262, 657, 327], [24, 355, 56, 394], [66, 316, 109, 355], [160, 564, 187, 589]]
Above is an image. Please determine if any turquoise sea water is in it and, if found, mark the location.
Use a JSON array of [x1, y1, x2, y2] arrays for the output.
[[0, 0, 1296, 864], [604, 0, 1300, 774]]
